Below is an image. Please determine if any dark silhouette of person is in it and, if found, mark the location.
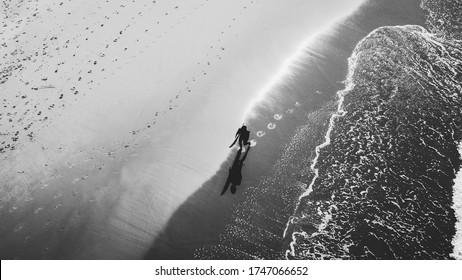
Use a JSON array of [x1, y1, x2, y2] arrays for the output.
[[229, 124, 251, 149], [221, 147, 250, 195]]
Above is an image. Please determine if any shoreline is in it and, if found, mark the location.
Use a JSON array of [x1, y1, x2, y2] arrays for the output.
[[146, 0, 427, 260]]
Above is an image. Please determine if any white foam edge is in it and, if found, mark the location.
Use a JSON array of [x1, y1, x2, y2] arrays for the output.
[[451, 141, 462, 259]]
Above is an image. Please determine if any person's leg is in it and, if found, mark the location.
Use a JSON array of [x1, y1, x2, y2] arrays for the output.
[[243, 136, 250, 146]]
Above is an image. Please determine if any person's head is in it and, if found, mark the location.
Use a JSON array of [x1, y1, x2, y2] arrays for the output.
[[241, 123, 247, 130]]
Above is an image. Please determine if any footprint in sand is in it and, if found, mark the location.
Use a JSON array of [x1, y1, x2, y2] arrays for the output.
[[250, 139, 257, 147], [285, 108, 294, 114], [14, 225, 24, 232], [256, 131, 266, 137], [274, 114, 283, 120], [267, 123, 276, 130]]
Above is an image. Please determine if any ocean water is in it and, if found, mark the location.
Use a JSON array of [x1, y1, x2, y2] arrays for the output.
[[285, 1, 462, 259]]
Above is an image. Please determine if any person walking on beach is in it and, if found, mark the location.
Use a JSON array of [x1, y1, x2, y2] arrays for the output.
[[229, 124, 251, 149]]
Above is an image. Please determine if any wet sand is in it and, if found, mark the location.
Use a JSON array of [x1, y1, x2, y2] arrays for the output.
[[145, 0, 426, 259]]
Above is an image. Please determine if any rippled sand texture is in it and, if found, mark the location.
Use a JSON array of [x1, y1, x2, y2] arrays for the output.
[[286, 1, 462, 259]]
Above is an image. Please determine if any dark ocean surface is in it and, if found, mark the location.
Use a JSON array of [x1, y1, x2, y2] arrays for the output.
[[285, 0, 462, 259]]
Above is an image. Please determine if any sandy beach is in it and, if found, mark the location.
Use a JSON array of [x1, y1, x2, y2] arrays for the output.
[[2, 0, 459, 260], [1, 0, 364, 259]]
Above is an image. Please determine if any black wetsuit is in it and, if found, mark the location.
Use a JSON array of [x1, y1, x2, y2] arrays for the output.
[[236, 127, 250, 148]]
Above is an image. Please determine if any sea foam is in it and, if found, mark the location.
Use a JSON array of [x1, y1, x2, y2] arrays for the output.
[[283, 39, 360, 258], [451, 141, 462, 260]]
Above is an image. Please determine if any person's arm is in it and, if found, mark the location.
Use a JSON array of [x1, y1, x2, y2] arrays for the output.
[[235, 128, 241, 137], [229, 133, 239, 148]]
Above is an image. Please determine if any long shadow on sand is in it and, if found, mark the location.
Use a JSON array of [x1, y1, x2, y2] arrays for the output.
[[143, 146, 260, 259], [221, 147, 251, 196]]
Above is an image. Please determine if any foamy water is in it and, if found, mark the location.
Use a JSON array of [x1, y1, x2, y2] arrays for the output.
[[284, 21, 462, 259], [451, 141, 462, 260], [282, 43, 359, 245]]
